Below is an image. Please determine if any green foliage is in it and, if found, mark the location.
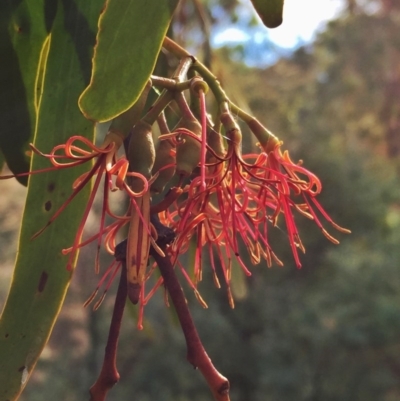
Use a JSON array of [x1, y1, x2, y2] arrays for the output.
[[2, 2, 400, 401], [0, 0, 186, 396], [0, 0, 48, 182], [79, 0, 179, 122], [0, 0, 185, 398], [0, 0, 106, 398], [249, 0, 284, 28]]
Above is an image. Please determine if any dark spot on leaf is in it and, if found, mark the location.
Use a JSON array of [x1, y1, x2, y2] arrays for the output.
[[4, 333, 9, 338], [44, 200, 52, 211], [18, 366, 25, 372], [38, 271, 48, 292], [47, 182, 56, 192]]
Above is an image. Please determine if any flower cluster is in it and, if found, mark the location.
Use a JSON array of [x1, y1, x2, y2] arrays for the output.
[[158, 107, 350, 308], [1, 55, 350, 329]]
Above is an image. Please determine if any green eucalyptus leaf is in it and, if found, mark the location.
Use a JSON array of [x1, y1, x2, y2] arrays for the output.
[[78, 0, 179, 122], [250, 0, 284, 28], [0, 0, 49, 184], [0, 0, 103, 399]]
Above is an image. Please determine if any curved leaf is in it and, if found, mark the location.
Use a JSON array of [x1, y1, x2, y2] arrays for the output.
[[250, 0, 284, 28], [0, 0, 49, 183], [78, 0, 179, 122], [0, 0, 104, 398]]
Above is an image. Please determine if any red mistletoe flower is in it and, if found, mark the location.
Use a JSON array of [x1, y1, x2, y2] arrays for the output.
[[157, 109, 350, 307]]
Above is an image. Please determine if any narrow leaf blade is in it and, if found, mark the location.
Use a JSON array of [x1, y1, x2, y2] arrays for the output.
[[0, 0, 48, 183], [79, 0, 179, 122], [0, 0, 103, 398]]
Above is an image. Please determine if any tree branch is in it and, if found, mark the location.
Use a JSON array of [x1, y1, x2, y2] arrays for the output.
[[150, 246, 230, 401], [89, 261, 127, 401]]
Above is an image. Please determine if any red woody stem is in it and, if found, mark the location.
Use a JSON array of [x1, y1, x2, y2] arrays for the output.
[[150, 247, 230, 401], [89, 264, 127, 401]]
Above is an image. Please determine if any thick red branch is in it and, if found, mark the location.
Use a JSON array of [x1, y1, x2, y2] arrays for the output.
[[89, 264, 127, 401], [150, 247, 230, 401]]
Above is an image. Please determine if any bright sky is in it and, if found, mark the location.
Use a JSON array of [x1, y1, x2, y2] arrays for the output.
[[214, 0, 345, 49], [268, 0, 344, 47]]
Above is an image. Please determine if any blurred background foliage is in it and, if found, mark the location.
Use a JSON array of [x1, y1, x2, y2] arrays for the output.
[[2, 0, 400, 400]]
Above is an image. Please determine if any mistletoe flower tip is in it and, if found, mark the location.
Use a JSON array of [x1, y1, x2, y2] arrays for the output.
[[163, 113, 350, 288], [256, 139, 350, 265], [17, 132, 147, 276]]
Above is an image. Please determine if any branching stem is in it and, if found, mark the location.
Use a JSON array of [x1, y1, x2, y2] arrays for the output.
[[150, 246, 230, 401], [162, 37, 277, 143], [151, 75, 193, 92], [89, 263, 127, 401]]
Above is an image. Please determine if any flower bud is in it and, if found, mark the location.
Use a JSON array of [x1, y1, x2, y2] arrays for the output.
[[206, 125, 226, 161], [127, 120, 155, 192], [175, 117, 202, 176], [151, 138, 176, 194], [246, 118, 279, 153]]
